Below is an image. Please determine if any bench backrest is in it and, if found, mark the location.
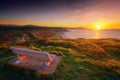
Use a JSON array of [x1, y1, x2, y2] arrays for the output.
[[10, 47, 51, 61]]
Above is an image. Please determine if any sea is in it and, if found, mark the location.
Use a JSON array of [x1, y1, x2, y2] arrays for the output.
[[62, 29, 120, 39]]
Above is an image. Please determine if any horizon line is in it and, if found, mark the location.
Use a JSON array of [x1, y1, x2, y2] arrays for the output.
[[0, 24, 120, 30]]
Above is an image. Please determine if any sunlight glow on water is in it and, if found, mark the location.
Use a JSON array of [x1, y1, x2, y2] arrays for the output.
[[63, 29, 120, 39], [95, 31, 100, 39]]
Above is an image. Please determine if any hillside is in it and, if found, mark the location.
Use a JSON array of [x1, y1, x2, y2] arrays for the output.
[[0, 38, 120, 80], [0, 25, 67, 41]]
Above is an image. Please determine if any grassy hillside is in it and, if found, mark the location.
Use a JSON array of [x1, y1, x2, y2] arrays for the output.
[[0, 25, 67, 41], [0, 38, 120, 80]]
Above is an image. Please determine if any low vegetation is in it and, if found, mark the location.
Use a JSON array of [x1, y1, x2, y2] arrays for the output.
[[0, 25, 65, 41], [0, 38, 120, 80]]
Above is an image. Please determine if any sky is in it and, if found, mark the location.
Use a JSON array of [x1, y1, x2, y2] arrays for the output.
[[0, 0, 120, 29]]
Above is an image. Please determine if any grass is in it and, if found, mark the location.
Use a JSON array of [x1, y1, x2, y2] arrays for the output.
[[0, 38, 120, 80]]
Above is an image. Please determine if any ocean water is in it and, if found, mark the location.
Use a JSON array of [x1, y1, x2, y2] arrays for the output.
[[63, 29, 120, 39]]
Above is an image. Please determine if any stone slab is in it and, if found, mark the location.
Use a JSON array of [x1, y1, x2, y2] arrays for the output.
[[9, 55, 62, 74]]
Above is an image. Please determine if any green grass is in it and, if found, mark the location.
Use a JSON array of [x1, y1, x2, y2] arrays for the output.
[[0, 38, 120, 80]]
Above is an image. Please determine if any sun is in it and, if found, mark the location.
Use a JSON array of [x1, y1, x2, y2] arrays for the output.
[[96, 25, 101, 30]]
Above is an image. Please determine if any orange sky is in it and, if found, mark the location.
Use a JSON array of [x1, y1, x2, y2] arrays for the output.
[[0, 20, 120, 29]]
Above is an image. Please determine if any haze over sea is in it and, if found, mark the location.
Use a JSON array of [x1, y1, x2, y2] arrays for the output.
[[62, 29, 120, 39]]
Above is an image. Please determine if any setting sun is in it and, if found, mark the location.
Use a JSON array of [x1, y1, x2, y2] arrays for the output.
[[96, 25, 101, 30]]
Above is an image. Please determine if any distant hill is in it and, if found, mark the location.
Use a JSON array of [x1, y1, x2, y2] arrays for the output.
[[0, 24, 67, 42]]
